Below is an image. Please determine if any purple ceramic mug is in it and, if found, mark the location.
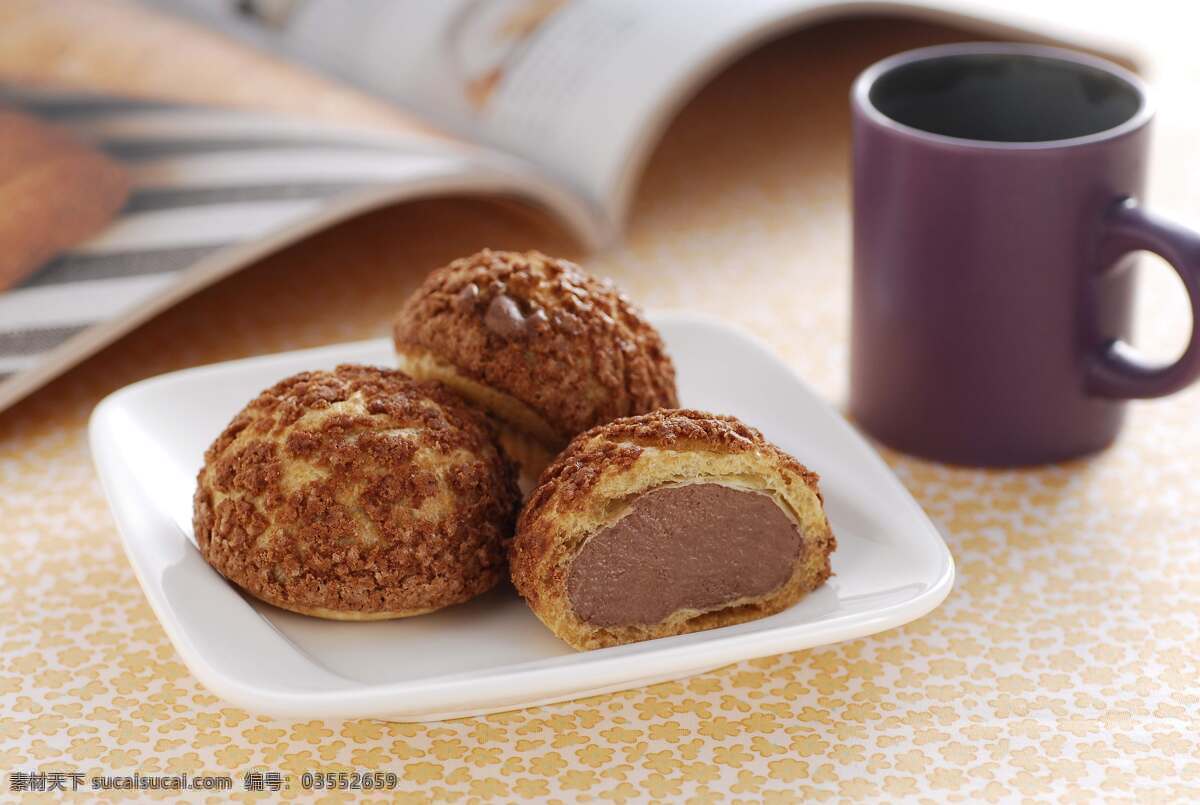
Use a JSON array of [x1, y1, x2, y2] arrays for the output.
[[849, 43, 1200, 466]]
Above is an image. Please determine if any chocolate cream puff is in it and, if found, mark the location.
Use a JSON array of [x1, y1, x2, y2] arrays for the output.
[[193, 365, 520, 620], [393, 250, 678, 479], [510, 410, 835, 649]]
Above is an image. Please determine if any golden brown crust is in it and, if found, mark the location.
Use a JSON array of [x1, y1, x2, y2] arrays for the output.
[[392, 250, 678, 452], [193, 364, 520, 619], [510, 409, 835, 650]]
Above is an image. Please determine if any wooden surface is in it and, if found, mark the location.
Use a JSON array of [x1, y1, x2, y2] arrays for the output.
[[2, 1, 1198, 800]]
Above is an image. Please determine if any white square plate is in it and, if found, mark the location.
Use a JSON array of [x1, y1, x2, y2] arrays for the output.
[[90, 312, 953, 721]]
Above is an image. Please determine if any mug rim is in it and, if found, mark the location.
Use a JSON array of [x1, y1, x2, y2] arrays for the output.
[[852, 42, 1153, 151]]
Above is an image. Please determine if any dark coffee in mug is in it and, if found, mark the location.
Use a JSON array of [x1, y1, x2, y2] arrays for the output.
[[850, 44, 1200, 466]]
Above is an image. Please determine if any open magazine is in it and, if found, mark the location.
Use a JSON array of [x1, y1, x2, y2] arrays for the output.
[[0, 0, 1122, 412]]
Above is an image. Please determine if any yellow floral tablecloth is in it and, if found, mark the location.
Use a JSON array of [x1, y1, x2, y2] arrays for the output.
[[2, 2, 1198, 801]]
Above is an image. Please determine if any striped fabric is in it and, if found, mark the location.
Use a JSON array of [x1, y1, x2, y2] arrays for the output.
[[0, 86, 564, 410]]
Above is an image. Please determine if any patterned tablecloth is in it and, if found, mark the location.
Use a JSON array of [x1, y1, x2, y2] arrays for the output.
[[2, 2, 1198, 801]]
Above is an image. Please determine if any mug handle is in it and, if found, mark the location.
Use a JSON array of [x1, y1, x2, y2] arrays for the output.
[[1087, 198, 1200, 399]]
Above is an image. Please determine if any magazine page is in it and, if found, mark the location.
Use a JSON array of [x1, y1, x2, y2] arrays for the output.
[[0, 86, 598, 413], [161, 0, 1132, 233]]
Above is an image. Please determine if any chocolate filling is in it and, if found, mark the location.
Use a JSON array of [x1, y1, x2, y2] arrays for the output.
[[566, 483, 803, 627]]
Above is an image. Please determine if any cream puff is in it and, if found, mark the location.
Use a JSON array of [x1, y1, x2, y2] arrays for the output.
[[393, 249, 678, 479], [510, 409, 835, 649], [193, 364, 520, 619]]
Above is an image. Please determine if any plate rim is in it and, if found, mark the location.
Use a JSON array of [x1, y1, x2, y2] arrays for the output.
[[89, 311, 955, 720]]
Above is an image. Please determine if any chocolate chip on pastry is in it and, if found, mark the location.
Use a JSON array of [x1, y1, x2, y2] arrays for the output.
[[392, 249, 679, 478], [193, 365, 520, 620], [510, 409, 836, 650]]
